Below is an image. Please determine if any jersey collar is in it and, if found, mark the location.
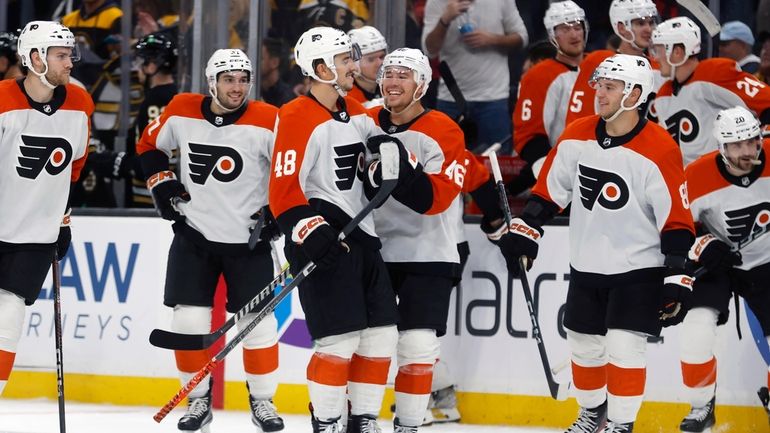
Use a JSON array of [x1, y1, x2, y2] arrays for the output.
[[716, 150, 765, 188], [307, 92, 351, 123], [595, 117, 647, 149], [377, 107, 430, 134], [201, 96, 247, 127], [16, 78, 67, 116]]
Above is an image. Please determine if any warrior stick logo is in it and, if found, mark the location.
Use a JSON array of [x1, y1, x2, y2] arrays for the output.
[[665, 110, 699, 145], [187, 142, 243, 185], [578, 164, 630, 211], [724, 202, 770, 246], [16, 135, 73, 179], [333, 142, 366, 191]]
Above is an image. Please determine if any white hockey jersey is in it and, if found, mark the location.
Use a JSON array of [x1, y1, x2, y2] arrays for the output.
[[137, 93, 277, 247], [686, 142, 770, 270], [651, 58, 770, 166], [371, 107, 465, 274], [269, 94, 380, 245], [0, 79, 92, 245], [533, 115, 694, 276], [514, 58, 577, 154]]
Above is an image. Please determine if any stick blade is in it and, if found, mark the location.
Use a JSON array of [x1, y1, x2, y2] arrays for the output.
[[676, 0, 721, 36], [149, 328, 214, 350]]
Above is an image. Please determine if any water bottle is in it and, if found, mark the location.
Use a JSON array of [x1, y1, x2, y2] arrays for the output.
[[457, 11, 475, 34]]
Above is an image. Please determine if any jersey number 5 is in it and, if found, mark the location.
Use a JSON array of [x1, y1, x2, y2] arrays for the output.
[[569, 91, 584, 113], [274, 150, 297, 177]]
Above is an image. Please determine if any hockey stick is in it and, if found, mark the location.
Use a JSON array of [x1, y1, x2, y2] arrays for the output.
[[149, 267, 290, 350], [52, 253, 67, 433], [489, 152, 569, 401], [676, 0, 721, 37], [153, 142, 401, 423], [692, 223, 770, 278]]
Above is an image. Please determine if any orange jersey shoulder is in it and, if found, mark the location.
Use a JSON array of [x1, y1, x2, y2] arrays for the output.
[[237, 100, 279, 130], [61, 82, 95, 114], [514, 59, 572, 152], [164, 93, 207, 119], [347, 84, 367, 104], [685, 151, 728, 202], [0, 79, 30, 113]]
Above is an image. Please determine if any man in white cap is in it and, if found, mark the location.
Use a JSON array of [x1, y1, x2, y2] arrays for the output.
[[719, 21, 761, 74]]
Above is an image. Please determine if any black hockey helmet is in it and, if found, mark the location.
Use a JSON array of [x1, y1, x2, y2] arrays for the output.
[[0, 31, 19, 65], [134, 32, 177, 73]]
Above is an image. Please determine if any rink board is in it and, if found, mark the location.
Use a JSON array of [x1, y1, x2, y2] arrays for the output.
[[7, 216, 770, 431]]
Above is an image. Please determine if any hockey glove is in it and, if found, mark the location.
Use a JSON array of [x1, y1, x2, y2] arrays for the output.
[[480, 216, 507, 243], [56, 209, 72, 259], [366, 134, 421, 187], [147, 170, 190, 222], [293, 216, 349, 270], [497, 217, 543, 277], [659, 255, 693, 327], [688, 234, 742, 273], [250, 206, 282, 244]]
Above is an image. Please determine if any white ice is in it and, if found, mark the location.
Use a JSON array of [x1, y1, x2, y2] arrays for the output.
[[0, 399, 561, 433]]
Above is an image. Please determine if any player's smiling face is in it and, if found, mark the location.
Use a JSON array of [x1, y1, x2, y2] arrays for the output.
[[381, 66, 419, 110], [593, 78, 625, 119], [216, 70, 249, 109], [554, 22, 585, 56], [333, 51, 359, 92]]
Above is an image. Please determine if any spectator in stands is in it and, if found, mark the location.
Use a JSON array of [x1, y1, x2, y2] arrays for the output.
[[423, 0, 528, 154], [297, 0, 369, 33], [0, 32, 23, 80], [133, 0, 180, 38], [61, 0, 123, 89], [760, 32, 770, 85], [719, 21, 761, 74], [260, 37, 296, 107]]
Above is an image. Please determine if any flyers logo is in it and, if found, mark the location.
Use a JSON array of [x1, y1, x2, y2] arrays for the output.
[[187, 142, 243, 185], [16, 135, 73, 179], [578, 164, 629, 211], [724, 202, 770, 245], [334, 142, 366, 191], [665, 110, 699, 145]]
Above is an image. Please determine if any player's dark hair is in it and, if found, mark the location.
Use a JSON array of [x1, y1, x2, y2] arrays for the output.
[[526, 40, 557, 64]]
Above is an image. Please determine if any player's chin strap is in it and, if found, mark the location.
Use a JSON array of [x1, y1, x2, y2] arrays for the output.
[[30, 62, 57, 90], [312, 66, 348, 97], [618, 25, 646, 52]]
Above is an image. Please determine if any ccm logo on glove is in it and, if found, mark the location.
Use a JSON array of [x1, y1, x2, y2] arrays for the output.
[[292, 216, 328, 244]]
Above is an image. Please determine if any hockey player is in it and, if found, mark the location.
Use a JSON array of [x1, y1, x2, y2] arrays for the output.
[[565, 0, 661, 126], [512, 0, 585, 194], [347, 26, 387, 108], [268, 27, 399, 433], [650, 16, 770, 165], [679, 106, 770, 432], [365, 47, 465, 432], [498, 54, 695, 433], [128, 32, 179, 207], [0, 21, 91, 395], [137, 49, 284, 433], [0, 32, 23, 79]]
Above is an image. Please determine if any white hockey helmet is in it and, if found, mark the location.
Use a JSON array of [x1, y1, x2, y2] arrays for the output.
[[652, 16, 701, 66], [543, 1, 589, 45], [18, 21, 79, 88], [347, 26, 387, 56], [589, 54, 654, 121], [377, 48, 431, 98], [714, 106, 762, 165], [609, 0, 659, 44], [295, 26, 362, 83], [205, 49, 252, 111]]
